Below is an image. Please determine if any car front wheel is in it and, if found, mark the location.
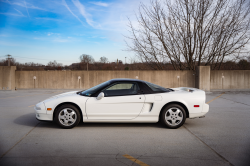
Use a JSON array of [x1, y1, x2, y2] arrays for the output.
[[55, 104, 81, 129], [161, 104, 186, 129]]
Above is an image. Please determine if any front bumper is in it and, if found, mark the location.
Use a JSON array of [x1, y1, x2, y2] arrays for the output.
[[35, 112, 53, 121], [34, 102, 53, 121]]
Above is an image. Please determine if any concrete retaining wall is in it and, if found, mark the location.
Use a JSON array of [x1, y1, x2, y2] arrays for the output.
[[0, 66, 249, 91], [15, 70, 195, 89], [0, 66, 16, 90], [195, 66, 210, 91], [210, 70, 250, 90]]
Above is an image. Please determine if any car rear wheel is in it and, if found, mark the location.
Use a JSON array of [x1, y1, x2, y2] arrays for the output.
[[161, 104, 186, 129], [55, 104, 81, 129]]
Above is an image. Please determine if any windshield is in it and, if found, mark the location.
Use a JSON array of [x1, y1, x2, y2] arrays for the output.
[[145, 81, 170, 92], [80, 81, 110, 96]]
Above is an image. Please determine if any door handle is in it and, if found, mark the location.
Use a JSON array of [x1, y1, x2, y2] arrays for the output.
[[139, 97, 141, 99]]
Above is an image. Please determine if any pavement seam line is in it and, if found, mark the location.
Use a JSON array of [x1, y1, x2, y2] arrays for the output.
[[0, 94, 41, 99], [219, 97, 250, 107], [123, 154, 149, 166], [0, 91, 62, 100], [0, 122, 40, 160], [183, 125, 234, 166], [206, 92, 225, 104], [116, 153, 130, 166], [132, 154, 147, 166]]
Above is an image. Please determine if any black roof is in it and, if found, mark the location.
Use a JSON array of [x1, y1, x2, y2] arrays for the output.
[[109, 78, 145, 83]]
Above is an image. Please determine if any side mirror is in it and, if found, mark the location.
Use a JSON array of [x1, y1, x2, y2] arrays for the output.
[[97, 92, 104, 100]]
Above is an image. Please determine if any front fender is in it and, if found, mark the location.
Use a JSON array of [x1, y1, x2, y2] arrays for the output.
[[43, 94, 89, 119]]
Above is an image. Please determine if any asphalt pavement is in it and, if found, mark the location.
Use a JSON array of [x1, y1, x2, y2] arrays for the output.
[[0, 90, 250, 166]]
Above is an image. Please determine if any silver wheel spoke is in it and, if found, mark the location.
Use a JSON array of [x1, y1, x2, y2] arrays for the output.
[[165, 107, 183, 126], [165, 115, 172, 120], [58, 108, 77, 126], [176, 109, 181, 114], [63, 109, 68, 115], [69, 111, 75, 117], [68, 117, 76, 123], [176, 116, 182, 121], [168, 109, 174, 114], [59, 115, 65, 120], [69, 118, 76, 123], [64, 119, 68, 124]]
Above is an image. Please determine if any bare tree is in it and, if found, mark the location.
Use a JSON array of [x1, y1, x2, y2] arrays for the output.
[[99, 56, 109, 63], [0, 57, 16, 66], [79, 54, 95, 70], [247, 54, 250, 62], [238, 59, 249, 69], [47, 60, 62, 67], [79, 54, 95, 64], [126, 0, 250, 70], [46, 60, 63, 70]]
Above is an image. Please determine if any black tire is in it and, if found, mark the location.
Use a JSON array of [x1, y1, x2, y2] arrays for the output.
[[55, 104, 81, 129], [160, 104, 186, 129]]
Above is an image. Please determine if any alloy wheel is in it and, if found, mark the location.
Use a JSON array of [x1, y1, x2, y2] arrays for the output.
[[165, 107, 183, 126], [58, 108, 77, 126]]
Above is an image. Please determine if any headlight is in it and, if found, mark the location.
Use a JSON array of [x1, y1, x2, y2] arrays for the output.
[[35, 105, 41, 110]]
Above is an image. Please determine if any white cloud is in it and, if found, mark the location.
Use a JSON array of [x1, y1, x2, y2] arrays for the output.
[[53, 38, 69, 42], [86, 40, 100, 45], [89, 1, 110, 7], [62, 0, 85, 26], [34, 36, 71, 43], [35, 17, 63, 22], [0, 12, 25, 17], [47, 32, 53, 36], [14, 8, 24, 16], [33, 37, 43, 40], [0, 0, 45, 10], [47, 32, 60, 36], [0, 4, 27, 17], [24, 0, 30, 18], [71, 0, 100, 28], [88, 35, 106, 39]]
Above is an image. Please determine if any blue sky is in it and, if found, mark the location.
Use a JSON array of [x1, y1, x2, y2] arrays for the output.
[[0, 0, 146, 65]]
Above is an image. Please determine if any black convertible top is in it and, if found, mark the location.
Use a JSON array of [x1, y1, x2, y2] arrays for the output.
[[79, 78, 171, 97]]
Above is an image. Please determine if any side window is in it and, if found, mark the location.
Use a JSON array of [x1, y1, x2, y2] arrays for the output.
[[145, 82, 169, 92], [103, 82, 139, 97]]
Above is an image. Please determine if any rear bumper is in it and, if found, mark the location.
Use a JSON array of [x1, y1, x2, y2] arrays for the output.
[[202, 103, 209, 114], [189, 103, 209, 118]]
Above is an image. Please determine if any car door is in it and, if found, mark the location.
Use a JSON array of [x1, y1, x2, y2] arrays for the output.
[[86, 82, 145, 120]]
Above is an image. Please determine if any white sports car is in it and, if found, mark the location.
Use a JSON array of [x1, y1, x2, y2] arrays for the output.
[[35, 78, 209, 129]]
